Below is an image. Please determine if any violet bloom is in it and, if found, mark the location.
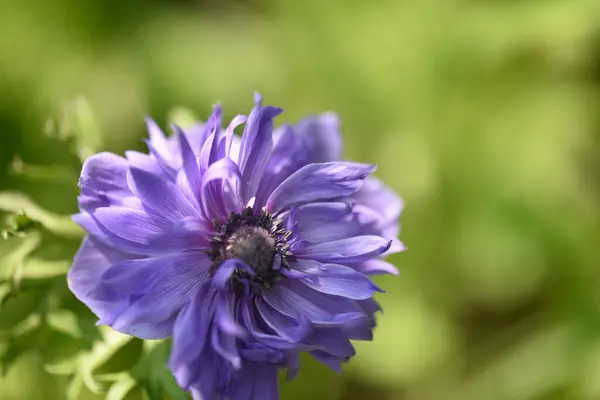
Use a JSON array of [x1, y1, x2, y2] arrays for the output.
[[68, 94, 404, 399]]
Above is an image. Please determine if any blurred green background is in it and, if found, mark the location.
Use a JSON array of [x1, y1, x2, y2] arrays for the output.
[[1, 0, 600, 399]]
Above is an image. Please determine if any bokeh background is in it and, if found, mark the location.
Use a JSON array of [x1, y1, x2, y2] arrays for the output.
[[1, 0, 600, 399]]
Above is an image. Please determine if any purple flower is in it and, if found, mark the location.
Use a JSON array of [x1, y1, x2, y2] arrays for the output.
[[68, 93, 404, 399]]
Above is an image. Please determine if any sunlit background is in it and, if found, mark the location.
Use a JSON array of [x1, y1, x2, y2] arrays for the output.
[[1, 0, 600, 399]]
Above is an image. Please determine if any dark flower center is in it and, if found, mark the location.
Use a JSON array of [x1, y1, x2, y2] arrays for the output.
[[208, 207, 293, 295]]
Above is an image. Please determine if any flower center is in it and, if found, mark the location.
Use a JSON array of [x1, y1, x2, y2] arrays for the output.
[[208, 207, 293, 295]]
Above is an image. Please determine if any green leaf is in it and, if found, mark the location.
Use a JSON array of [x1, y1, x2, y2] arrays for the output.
[[47, 309, 84, 338], [0, 232, 41, 295], [20, 257, 70, 279], [59, 96, 103, 162], [0, 192, 82, 238], [105, 374, 138, 400]]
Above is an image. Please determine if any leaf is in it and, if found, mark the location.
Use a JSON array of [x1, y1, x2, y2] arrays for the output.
[[10, 155, 78, 184], [47, 309, 84, 338], [105, 374, 138, 400], [59, 96, 103, 162], [21, 257, 70, 279], [0, 192, 82, 238], [0, 232, 41, 297], [80, 328, 137, 393]]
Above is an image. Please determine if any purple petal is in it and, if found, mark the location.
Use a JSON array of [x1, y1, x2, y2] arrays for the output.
[[199, 158, 243, 220], [255, 299, 312, 342], [145, 117, 170, 160], [93, 207, 170, 245], [350, 259, 399, 276], [67, 237, 132, 321], [124, 150, 164, 176], [78, 152, 131, 212], [127, 167, 201, 221], [263, 279, 362, 324], [253, 113, 341, 209], [310, 350, 344, 373], [109, 254, 207, 338], [238, 94, 284, 204], [174, 124, 202, 203], [306, 328, 355, 358], [170, 289, 216, 386], [293, 259, 382, 300], [246, 363, 279, 400], [295, 235, 391, 263], [350, 176, 403, 238], [265, 162, 376, 213], [101, 251, 211, 295], [289, 201, 386, 243]]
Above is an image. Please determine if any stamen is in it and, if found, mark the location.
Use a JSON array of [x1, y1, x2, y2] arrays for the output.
[[208, 207, 294, 295]]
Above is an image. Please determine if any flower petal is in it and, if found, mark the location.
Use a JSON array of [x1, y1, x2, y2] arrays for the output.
[[78, 152, 131, 212], [296, 235, 391, 263], [350, 259, 400, 276], [67, 237, 131, 321], [294, 259, 382, 300], [266, 162, 376, 213], [127, 167, 201, 221], [170, 289, 216, 388], [350, 176, 403, 238], [238, 93, 284, 204], [263, 279, 362, 324], [93, 207, 170, 245], [108, 253, 208, 338]]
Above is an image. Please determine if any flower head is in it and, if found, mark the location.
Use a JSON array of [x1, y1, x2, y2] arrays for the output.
[[69, 93, 404, 399]]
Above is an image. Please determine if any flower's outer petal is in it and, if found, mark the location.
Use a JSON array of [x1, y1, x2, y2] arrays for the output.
[[306, 328, 355, 359], [145, 117, 171, 161], [101, 251, 211, 295], [231, 363, 279, 400], [350, 176, 403, 238], [78, 152, 131, 212], [74, 211, 208, 256], [68, 237, 132, 323], [182, 122, 208, 153], [292, 112, 342, 163], [173, 124, 202, 204], [265, 162, 376, 213], [189, 352, 219, 398], [309, 350, 344, 373], [92, 207, 170, 245], [124, 150, 164, 176], [349, 259, 400, 276], [107, 253, 208, 338], [170, 289, 215, 388], [146, 217, 212, 253], [127, 167, 201, 221], [254, 113, 341, 208], [263, 279, 363, 324], [290, 201, 386, 243], [293, 259, 382, 300], [238, 93, 284, 204], [295, 235, 392, 264], [253, 299, 312, 343]]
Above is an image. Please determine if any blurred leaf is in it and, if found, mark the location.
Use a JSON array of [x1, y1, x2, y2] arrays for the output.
[[0, 192, 81, 238], [105, 374, 138, 400], [46, 309, 84, 338], [10, 155, 78, 184], [0, 233, 42, 304], [58, 96, 103, 162], [21, 257, 70, 279]]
